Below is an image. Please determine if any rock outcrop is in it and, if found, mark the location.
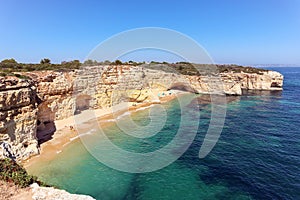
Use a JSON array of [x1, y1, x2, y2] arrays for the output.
[[0, 181, 95, 200], [0, 77, 39, 160], [30, 183, 95, 200], [0, 65, 284, 161]]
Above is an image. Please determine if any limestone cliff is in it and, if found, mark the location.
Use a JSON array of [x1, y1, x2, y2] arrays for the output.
[[0, 65, 283, 160], [0, 77, 39, 160], [0, 181, 95, 200], [30, 183, 95, 200]]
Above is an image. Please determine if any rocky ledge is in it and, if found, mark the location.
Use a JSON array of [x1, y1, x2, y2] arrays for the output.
[[0, 181, 95, 200], [30, 183, 95, 200], [0, 64, 283, 161]]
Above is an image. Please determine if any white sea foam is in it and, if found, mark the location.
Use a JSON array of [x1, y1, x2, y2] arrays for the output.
[[70, 129, 96, 141], [135, 104, 155, 112], [100, 119, 116, 122], [62, 141, 72, 147], [70, 136, 79, 141], [115, 111, 131, 120], [80, 129, 96, 136]]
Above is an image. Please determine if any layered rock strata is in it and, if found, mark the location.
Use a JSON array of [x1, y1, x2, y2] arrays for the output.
[[0, 65, 283, 160]]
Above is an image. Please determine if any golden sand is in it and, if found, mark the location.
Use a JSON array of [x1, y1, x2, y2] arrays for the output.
[[24, 92, 180, 169]]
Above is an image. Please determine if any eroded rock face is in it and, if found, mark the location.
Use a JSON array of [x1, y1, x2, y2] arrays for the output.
[[30, 183, 95, 200], [0, 65, 284, 160], [0, 77, 39, 160], [220, 71, 284, 92]]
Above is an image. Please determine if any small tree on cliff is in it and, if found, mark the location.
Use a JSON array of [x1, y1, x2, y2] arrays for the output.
[[1, 58, 18, 64], [114, 60, 122, 65], [40, 58, 51, 65]]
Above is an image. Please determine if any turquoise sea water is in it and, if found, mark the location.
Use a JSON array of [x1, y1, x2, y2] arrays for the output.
[[28, 67, 300, 200]]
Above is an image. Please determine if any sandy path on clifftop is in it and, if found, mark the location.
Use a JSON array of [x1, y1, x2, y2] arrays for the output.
[[24, 90, 185, 169]]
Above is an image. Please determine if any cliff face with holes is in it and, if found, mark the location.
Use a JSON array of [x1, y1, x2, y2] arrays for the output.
[[0, 77, 39, 160], [0, 65, 283, 160]]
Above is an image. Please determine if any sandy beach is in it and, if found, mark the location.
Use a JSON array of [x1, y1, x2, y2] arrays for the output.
[[24, 91, 182, 169]]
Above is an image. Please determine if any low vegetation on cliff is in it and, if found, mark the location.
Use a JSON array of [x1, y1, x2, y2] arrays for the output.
[[0, 58, 81, 78], [0, 159, 94, 199], [0, 58, 268, 79], [0, 158, 47, 188]]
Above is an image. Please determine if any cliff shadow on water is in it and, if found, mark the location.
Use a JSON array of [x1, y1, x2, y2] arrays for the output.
[[241, 89, 283, 97]]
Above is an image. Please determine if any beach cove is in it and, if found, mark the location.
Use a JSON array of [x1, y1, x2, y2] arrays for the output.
[[23, 68, 300, 200], [23, 91, 181, 169]]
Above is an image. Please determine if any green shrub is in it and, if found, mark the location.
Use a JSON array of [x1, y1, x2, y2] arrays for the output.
[[0, 158, 49, 188], [0, 58, 18, 64], [0, 58, 82, 72], [14, 74, 31, 80]]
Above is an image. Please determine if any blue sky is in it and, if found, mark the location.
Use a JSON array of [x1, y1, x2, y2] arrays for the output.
[[0, 0, 299, 65]]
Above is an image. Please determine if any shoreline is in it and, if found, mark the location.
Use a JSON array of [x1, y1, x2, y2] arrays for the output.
[[23, 91, 182, 169]]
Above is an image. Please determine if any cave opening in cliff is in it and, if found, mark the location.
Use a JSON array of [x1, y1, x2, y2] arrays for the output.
[[271, 82, 281, 88], [36, 120, 56, 145], [75, 95, 92, 114], [168, 82, 196, 93], [36, 103, 57, 145]]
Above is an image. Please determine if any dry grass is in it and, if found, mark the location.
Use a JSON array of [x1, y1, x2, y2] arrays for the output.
[[0, 181, 32, 200]]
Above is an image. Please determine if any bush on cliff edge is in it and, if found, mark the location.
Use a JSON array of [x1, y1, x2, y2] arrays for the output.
[[0, 158, 48, 188]]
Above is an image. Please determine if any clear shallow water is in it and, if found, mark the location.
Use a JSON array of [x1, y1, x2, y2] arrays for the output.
[[28, 67, 300, 200]]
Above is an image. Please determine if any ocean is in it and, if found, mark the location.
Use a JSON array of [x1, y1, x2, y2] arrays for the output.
[[27, 67, 300, 200]]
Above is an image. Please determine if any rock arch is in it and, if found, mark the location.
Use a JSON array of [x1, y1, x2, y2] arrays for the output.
[[168, 82, 196, 93]]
